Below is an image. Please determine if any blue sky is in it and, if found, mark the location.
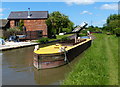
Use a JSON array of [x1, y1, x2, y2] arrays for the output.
[[0, 2, 118, 27]]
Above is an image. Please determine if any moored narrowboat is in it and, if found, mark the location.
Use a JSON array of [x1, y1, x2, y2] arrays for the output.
[[33, 38, 92, 69]]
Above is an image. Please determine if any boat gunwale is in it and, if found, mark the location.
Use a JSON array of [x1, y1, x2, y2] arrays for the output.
[[34, 52, 64, 56], [34, 39, 92, 55]]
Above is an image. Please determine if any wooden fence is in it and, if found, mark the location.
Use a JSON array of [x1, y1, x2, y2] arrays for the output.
[[3, 30, 43, 40]]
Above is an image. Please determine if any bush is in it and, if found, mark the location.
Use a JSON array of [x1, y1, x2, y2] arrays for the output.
[[81, 30, 87, 34], [7, 27, 20, 32], [79, 33, 87, 37], [61, 36, 70, 41], [114, 28, 120, 34], [62, 28, 72, 33], [3, 27, 21, 39], [114, 28, 120, 37], [19, 20, 24, 31], [0, 37, 7, 40], [37, 37, 49, 44]]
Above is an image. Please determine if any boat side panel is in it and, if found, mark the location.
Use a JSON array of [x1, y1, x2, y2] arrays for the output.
[[66, 40, 92, 61], [40, 59, 66, 69]]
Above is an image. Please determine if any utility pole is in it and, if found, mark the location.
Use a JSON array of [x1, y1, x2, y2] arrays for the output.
[[91, 20, 93, 26]]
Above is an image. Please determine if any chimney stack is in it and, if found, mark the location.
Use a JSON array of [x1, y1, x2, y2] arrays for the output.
[[27, 8, 31, 18]]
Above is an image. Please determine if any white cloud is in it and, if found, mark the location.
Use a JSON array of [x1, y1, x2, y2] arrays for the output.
[[0, 14, 4, 16], [3, 17, 7, 19], [64, 0, 95, 5], [0, 8, 4, 12], [1, 0, 119, 2], [100, 4, 118, 10], [80, 11, 93, 15], [0, 14, 3, 16], [0, 14, 3, 19]]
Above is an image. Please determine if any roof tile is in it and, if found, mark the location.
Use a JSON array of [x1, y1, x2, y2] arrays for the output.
[[8, 11, 48, 19]]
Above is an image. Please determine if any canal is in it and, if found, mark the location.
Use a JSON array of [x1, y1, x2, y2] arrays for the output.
[[2, 43, 84, 85]]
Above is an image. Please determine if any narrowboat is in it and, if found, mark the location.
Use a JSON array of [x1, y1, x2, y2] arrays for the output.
[[33, 22, 92, 69], [33, 38, 92, 69]]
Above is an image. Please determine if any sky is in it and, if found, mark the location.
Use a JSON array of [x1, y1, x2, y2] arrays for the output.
[[0, 1, 119, 27]]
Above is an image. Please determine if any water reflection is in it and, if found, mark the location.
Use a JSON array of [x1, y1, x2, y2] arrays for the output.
[[0, 53, 2, 56], [34, 64, 71, 85], [2, 43, 83, 85]]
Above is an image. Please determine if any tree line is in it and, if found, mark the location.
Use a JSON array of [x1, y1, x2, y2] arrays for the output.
[[103, 14, 120, 36]]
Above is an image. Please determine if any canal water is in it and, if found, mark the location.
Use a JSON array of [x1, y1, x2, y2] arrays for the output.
[[2, 43, 84, 85]]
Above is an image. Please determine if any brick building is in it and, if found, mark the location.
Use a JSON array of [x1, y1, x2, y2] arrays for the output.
[[7, 11, 48, 37]]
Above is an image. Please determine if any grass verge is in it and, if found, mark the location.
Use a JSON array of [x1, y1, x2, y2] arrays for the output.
[[62, 33, 118, 85]]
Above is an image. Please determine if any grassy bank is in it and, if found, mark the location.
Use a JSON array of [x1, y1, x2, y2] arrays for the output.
[[62, 33, 118, 85]]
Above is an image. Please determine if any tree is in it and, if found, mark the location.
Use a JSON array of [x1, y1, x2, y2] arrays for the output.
[[46, 11, 74, 37], [19, 20, 24, 31], [103, 14, 120, 33]]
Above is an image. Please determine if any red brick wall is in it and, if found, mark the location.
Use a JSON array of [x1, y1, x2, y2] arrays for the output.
[[10, 20, 15, 28], [9, 19, 48, 36], [24, 19, 47, 36]]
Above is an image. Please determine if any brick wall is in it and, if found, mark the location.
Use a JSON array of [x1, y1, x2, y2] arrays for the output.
[[10, 20, 15, 28], [9, 19, 48, 36], [24, 19, 47, 36]]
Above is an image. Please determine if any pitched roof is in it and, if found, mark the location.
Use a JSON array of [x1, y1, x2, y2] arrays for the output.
[[0, 19, 9, 27], [8, 11, 48, 19]]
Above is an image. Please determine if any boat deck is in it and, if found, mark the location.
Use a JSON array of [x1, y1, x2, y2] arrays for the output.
[[34, 44, 72, 54], [34, 39, 91, 54]]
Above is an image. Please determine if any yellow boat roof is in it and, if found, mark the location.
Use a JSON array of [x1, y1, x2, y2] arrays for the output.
[[34, 39, 91, 54]]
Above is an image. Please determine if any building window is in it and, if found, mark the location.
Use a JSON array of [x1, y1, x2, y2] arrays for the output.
[[15, 20, 20, 27]]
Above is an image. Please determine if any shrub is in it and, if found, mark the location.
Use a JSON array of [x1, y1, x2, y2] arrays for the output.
[[62, 28, 72, 33], [0, 37, 7, 40], [19, 20, 24, 31], [7, 27, 20, 32], [114, 28, 120, 34], [37, 37, 49, 44], [61, 36, 70, 41], [114, 28, 120, 37], [3, 27, 21, 39], [79, 33, 87, 37], [81, 30, 87, 34]]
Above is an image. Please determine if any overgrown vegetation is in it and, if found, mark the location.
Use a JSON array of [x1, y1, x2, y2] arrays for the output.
[[62, 33, 118, 85]]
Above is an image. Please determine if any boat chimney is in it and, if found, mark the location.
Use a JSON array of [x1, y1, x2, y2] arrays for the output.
[[27, 8, 31, 18]]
